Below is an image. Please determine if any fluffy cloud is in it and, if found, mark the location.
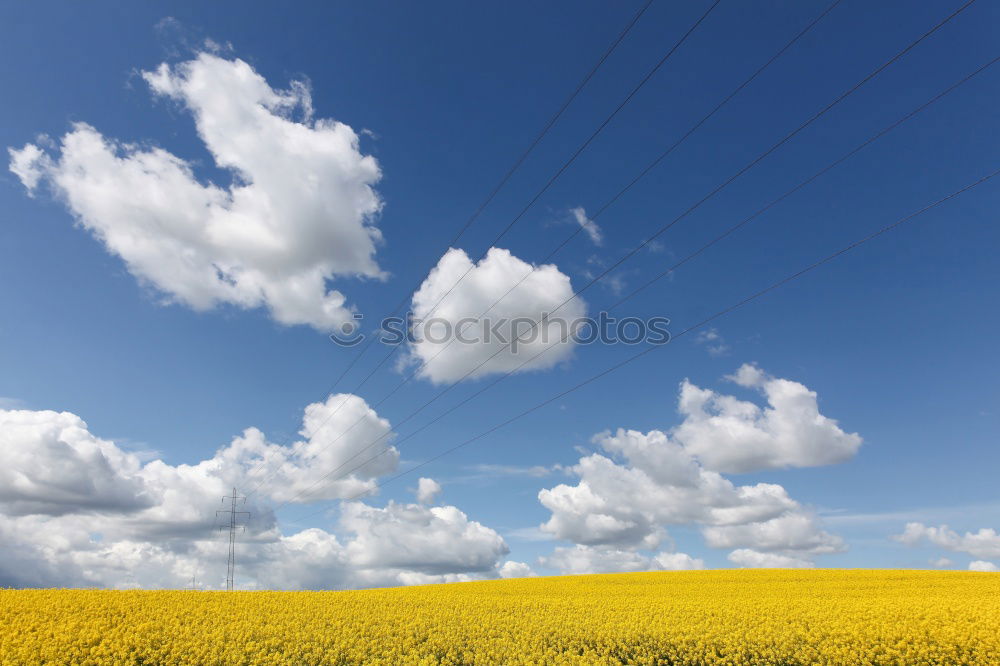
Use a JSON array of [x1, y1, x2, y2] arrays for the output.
[[498, 560, 537, 578], [537, 366, 850, 570], [652, 551, 706, 571], [0, 409, 151, 516], [234, 393, 399, 504], [727, 549, 814, 569], [539, 545, 704, 575], [8, 52, 384, 331], [0, 404, 508, 589], [342, 501, 507, 575], [416, 477, 442, 504], [969, 560, 999, 572], [892, 523, 1000, 560], [539, 428, 803, 549], [702, 513, 845, 555], [407, 247, 586, 383], [673, 363, 862, 473]]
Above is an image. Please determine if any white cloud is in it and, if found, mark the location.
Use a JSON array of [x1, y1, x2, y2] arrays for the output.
[[674, 363, 862, 473], [652, 551, 706, 570], [539, 545, 703, 575], [498, 560, 537, 578], [537, 366, 851, 568], [930, 557, 954, 568], [538, 428, 801, 550], [340, 501, 508, 576], [969, 560, 999, 572], [702, 513, 845, 555], [407, 247, 585, 383], [695, 328, 730, 357], [0, 409, 152, 516], [727, 549, 814, 568], [0, 404, 508, 589], [570, 206, 602, 246], [234, 393, 400, 504], [416, 477, 442, 504], [9, 52, 385, 331], [892, 523, 1000, 560], [7, 143, 47, 193], [726, 363, 767, 387], [540, 545, 653, 574]]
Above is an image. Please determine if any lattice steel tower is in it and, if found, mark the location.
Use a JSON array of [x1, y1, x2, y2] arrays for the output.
[[217, 488, 250, 591]]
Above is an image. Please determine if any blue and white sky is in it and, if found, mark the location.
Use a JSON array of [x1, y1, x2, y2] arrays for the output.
[[1, 0, 998, 588]]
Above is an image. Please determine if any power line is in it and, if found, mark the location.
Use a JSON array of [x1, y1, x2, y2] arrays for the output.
[[251, 0, 829, 504], [327, 0, 722, 406], [312, 0, 719, 429], [244, 0, 719, 497], [271, 47, 995, 514], [323, 0, 658, 394], [264, 0, 976, 510], [240, 0, 657, 494], [384, 0, 845, 389], [607, 54, 1000, 311], [406, 0, 722, 325], [298, 166, 998, 520]]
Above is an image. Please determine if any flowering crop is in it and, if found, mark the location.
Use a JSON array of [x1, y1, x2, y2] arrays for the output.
[[3, 570, 1000, 664]]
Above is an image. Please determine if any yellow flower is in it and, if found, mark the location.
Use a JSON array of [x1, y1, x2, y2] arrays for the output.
[[2, 571, 1000, 664]]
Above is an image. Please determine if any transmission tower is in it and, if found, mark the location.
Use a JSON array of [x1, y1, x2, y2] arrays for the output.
[[216, 487, 250, 591], [183, 574, 201, 591]]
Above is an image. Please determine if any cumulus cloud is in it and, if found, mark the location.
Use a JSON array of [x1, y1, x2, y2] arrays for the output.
[[674, 363, 862, 473], [537, 366, 851, 570], [892, 523, 1000, 560], [652, 551, 706, 571], [8, 52, 385, 331], [407, 247, 586, 383], [416, 477, 442, 504], [498, 560, 537, 578], [342, 501, 507, 575], [727, 549, 814, 568], [0, 409, 152, 516], [570, 206, 602, 246], [233, 393, 399, 504], [539, 428, 803, 549], [702, 513, 845, 555], [539, 545, 704, 575], [969, 560, 999, 572], [541, 545, 653, 574], [0, 404, 508, 589]]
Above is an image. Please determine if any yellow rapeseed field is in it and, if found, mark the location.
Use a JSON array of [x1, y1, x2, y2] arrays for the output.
[[3, 569, 999, 665]]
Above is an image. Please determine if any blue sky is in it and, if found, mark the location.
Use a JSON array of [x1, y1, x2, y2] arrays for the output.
[[1, 0, 998, 587]]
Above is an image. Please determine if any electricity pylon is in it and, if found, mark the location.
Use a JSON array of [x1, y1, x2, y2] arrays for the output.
[[216, 487, 250, 591]]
